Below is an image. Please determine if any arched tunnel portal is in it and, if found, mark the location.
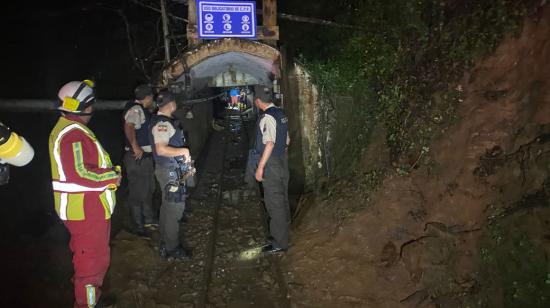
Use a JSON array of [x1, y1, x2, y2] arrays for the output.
[[159, 38, 289, 177], [162, 38, 281, 96], [158, 38, 326, 196]]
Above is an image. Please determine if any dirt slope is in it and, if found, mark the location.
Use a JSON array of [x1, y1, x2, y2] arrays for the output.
[[285, 6, 550, 308]]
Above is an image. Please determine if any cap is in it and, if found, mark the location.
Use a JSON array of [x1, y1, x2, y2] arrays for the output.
[[255, 86, 273, 103], [134, 84, 153, 100], [156, 90, 176, 107]]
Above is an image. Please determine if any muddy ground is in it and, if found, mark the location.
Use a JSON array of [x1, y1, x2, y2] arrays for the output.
[[284, 6, 550, 308], [106, 115, 290, 308]]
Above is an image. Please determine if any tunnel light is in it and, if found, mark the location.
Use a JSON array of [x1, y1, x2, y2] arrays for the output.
[[239, 247, 262, 261], [185, 110, 194, 119]]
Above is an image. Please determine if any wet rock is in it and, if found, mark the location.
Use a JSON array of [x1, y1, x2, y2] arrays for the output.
[[262, 272, 275, 285], [179, 292, 196, 302]]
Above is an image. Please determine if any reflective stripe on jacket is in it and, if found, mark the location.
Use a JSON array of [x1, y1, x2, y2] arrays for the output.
[[48, 116, 118, 221]]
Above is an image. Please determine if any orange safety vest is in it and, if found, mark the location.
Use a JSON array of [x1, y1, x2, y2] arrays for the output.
[[48, 116, 118, 221]]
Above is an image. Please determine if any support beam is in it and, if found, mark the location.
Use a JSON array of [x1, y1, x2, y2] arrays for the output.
[[187, 0, 200, 47], [160, 0, 171, 63], [262, 0, 277, 46]]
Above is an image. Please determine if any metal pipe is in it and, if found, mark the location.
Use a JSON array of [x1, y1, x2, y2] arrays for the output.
[[0, 99, 127, 111]]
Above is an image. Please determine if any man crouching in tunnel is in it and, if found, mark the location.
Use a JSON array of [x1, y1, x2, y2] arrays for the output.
[[253, 87, 291, 254], [150, 90, 194, 259], [48, 80, 121, 307]]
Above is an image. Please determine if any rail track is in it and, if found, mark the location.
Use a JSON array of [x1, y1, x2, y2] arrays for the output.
[[190, 113, 290, 307]]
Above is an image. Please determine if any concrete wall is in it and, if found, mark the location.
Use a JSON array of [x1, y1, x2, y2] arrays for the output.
[[283, 62, 324, 192], [283, 62, 358, 192]]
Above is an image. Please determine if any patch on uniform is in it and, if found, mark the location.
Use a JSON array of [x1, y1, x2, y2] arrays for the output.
[[157, 124, 168, 132], [262, 124, 267, 133]]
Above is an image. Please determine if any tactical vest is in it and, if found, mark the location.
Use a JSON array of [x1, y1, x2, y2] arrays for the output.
[[255, 106, 288, 157], [149, 114, 185, 167], [123, 101, 151, 148]]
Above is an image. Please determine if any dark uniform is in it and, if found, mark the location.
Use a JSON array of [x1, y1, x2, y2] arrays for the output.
[[149, 113, 188, 255], [123, 101, 156, 230], [255, 105, 290, 250]]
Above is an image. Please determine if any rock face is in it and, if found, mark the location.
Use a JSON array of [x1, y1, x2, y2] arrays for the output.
[[286, 6, 550, 308]]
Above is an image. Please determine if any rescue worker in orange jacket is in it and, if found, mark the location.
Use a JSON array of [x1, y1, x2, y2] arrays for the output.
[[48, 80, 121, 308]]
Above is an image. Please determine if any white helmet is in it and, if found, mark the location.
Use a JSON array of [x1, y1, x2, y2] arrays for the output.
[[57, 80, 96, 113]]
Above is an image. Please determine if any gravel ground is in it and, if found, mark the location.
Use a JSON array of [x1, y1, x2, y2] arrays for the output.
[[107, 118, 289, 308]]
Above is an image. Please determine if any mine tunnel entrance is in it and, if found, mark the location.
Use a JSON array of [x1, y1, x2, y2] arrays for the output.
[[108, 39, 303, 306], [0, 37, 305, 306], [162, 38, 304, 197], [0, 0, 308, 305]]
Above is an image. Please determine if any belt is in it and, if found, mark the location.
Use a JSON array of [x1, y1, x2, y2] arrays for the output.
[[126, 149, 153, 158]]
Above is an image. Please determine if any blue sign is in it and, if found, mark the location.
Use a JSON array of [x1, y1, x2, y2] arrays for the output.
[[197, 1, 257, 39]]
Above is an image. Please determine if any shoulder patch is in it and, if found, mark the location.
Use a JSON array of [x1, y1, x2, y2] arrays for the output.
[[156, 124, 168, 132]]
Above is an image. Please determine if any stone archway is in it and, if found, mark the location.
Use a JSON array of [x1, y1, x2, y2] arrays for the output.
[[161, 38, 281, 92], [158, 38, 282, 159]]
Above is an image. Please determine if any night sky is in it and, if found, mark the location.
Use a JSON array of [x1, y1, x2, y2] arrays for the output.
[[1, 0, 170, 100], [0, 0, 355, 100]]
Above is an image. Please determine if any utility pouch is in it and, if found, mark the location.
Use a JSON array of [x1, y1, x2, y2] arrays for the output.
[[164, 181, 186, 203]]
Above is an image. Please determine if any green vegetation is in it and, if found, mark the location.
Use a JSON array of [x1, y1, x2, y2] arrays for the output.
[[290, 0, 535, 172], [473, 217, 550, 307]]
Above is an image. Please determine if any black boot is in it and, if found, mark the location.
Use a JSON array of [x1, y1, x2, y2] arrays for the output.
[[95, 293, 116, 307]]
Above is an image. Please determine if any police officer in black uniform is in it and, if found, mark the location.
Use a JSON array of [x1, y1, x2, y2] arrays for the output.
[[253, 87, 291, 254], [149, 91, 193, 259], [123, 84, 156, 236]]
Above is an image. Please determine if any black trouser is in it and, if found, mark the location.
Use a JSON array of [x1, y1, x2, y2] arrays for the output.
[[262, 154, 290, 249], [124, 151, 155, 228], [155, 165, 186, 252]]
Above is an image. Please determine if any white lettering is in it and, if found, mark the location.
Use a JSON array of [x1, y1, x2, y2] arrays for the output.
[[202, 4, 252, 13]]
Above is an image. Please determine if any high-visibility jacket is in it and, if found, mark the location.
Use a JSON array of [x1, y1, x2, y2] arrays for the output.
[[48, 116, 118, 221]]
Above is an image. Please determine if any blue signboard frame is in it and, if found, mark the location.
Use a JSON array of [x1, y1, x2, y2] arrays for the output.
[[197, 0, 257, 39]]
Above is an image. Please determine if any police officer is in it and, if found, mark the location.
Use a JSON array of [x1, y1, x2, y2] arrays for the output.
[[253, 87, 291, 254], [149, 90, 192, 259], [123, 84, 156, 236]]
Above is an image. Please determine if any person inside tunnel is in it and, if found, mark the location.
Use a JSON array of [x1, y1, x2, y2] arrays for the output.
[[229, 87, 240, 109]]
